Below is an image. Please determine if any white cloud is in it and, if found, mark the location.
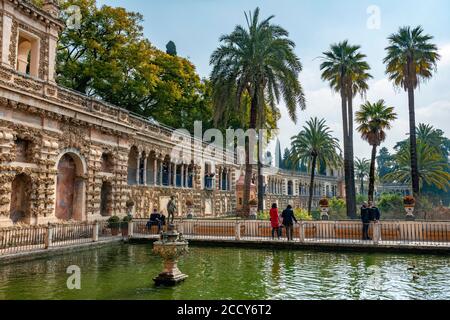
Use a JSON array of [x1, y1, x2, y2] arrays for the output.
[[438, 43, 450, 68]]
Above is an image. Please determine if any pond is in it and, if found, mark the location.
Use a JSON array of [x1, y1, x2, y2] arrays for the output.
[[0, 244, 449, 300]]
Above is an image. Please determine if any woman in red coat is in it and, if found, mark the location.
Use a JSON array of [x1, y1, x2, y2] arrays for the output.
[[270, 203, 282, 240]]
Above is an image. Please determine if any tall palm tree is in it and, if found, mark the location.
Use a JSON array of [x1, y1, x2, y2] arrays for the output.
[[385, 141, 450, 192], [354, 158, 370, 195], [356, 100, 398, 201], [290, 118, 341, 214], [384, 26, 440, 198], [320, 41, 372, 218], [210, 8, 306, 215]]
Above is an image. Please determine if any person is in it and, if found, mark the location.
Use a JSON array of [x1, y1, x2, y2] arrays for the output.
[[368, 201, 381, 222], [167, 196, 177, 224], [270, 203, 282, 240], [281, 205, 298, 241], [360, 203, 371, 240], [146, 209, 163, 233]]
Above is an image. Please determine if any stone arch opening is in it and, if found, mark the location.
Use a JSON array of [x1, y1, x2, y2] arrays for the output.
[[55, 152, 86, 222], [287, 181, 293, 196], [127, 146, 139, 185], [10, 173, 32, 224], [100, 181, 113, 217]]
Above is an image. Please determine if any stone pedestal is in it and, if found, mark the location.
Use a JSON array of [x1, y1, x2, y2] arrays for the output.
[[320, 207, 330, 220], [153, 226, 189, 286]]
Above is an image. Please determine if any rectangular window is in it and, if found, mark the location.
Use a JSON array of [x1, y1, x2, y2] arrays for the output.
[[16, 31, 40, 77]]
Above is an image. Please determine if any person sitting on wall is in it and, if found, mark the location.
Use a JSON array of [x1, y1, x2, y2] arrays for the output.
[[147, 209, 163, 233]]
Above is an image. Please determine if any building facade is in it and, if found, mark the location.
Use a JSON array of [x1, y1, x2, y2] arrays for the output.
[[0, 0, 343, 227]]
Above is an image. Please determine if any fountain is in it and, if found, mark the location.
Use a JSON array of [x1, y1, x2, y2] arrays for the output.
[[153, 223, 189, 286]]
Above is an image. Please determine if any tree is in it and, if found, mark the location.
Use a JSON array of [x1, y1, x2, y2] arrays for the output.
[[290, 118, 341, 214], [377, 147, 395, 180], [355, 158, 370, 195], [166, 41, 177, 56], [356, 100, 398, 201], [385, 142, 450, 192], [320, 41, 372, 218], [55, 0, 211, 133], [384, 26, 440, 198], [210, 8, 306, 214], [395, 123, 450, 158]]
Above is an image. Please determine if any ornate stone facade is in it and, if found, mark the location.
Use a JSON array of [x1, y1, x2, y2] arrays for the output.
[[0, 0, 343, 227]]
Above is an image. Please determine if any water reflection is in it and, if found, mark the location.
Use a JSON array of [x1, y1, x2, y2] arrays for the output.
[[0, 244, 449, 300]]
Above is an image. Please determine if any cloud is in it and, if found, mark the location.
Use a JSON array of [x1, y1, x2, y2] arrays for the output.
[[438, 43, 450, 68]]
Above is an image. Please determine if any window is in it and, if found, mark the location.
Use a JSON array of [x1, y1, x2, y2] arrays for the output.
[[17, 32, 40, 77]]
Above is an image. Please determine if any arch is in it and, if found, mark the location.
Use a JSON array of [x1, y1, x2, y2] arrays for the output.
[[127, 146, 139, 185], [100, 181, 113, 217], [10, 173, 32, 224], [287, 181, 293, 196], [55, 151, 86, 222]]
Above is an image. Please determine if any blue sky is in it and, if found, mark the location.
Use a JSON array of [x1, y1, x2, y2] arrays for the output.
[[99, 0, 450, 158]]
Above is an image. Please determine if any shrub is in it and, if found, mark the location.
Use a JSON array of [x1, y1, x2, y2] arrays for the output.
[[378, 193, 403, 213], [356, 194, 368, 204], [249, 199, 258, 206], [107, 216, 120, 228], [294, 208, 313, 221]]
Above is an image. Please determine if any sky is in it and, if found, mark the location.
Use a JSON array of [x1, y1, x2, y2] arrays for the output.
[[99, 0, 450, 159]]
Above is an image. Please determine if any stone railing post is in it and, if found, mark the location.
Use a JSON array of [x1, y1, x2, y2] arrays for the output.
[[92, 221, 99, 242], [298, 222, 305, 243], [235, 221, 241, 241], [128, 221, 134, 238], [45, 224, 54, 249], [178, 219, 185, 235], [373, 222, 381, 245]]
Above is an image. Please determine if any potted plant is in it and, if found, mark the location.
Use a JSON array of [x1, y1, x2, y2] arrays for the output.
[[249, 199, 258, 220], [126, 199, 135, 218], [121, 215, 132, 237], [107, 216, 121, 236], [404, 196, 416, 220], [186, 199, 194, 219], [319, 198, 330, 221]]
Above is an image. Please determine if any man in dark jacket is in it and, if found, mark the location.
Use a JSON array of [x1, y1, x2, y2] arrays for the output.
[[281, 205, 298, 241], [360, 203, 371, 240], [368, 201, 381, 222]]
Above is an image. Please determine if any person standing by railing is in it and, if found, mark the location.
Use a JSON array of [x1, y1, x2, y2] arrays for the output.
[[281, 205, 298, 241], [270, 203, 282, 240], [361, 203, 371, 240]]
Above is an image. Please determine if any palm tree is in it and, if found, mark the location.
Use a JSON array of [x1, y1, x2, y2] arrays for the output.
[[384, 26, 440, 198], [290, 118, 341, 214], [354, 158, 370, 195], [356, 100, 398, 201], [320, 41, 372, 218], [385, 142, 450, 192], [210, 8, 306, 215]]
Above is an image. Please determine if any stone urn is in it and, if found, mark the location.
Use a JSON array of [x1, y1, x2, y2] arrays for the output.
[[153, 225, 189, 286], [404, 196, 416, 221], [319, 198, 330, 221], [249, 200, 258, 220]]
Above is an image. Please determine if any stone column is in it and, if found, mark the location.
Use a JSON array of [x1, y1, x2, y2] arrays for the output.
[[143, 154, 148, 186], [184, 165, 189, 188], [172, 163, 177, 187], [180, 164, 185, 188], [136, 152, 141, 185], [154, 158, 158, 185], [159, 160, 164, 185]]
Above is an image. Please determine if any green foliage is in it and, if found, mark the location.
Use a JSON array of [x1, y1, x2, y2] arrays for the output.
[[378, 193, 403, 213], [356, 194, 368, 204], [384, 26, 440, 91], [328, 197, 347, 219], [377, 147, 395, 181], [107, 215, 121, 228], [385, 141, 450, 191], [166, 41, 177, 56], [294, 209, 313, 221], [55, 0, 212, 132]]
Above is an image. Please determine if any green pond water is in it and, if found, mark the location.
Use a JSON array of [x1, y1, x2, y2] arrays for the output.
[[0, 244, 449, 300]]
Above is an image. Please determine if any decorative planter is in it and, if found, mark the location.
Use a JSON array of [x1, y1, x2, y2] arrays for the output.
[[405, 206, 415, 220], [111, 227, 119, 236], [320, 206, 330, 221], [249, 206, 258, 220], [121, 224, 129, 237]]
